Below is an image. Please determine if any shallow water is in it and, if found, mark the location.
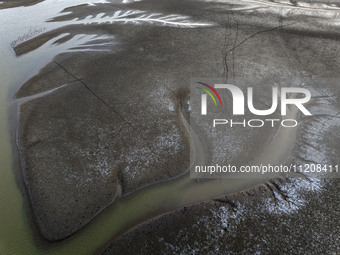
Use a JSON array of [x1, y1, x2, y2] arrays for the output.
[[0, 7, 266, 254], [0, 0, 338, 254], [0, 3, 248, 253]]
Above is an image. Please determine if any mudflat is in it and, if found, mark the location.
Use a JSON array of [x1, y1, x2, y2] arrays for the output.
[[12, 0, 339, 245]]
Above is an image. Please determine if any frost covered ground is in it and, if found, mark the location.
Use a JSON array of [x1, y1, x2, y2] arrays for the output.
[[102, 177, 339, 255]]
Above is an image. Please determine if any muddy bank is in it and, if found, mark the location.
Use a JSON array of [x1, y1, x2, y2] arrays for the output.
[[101, 178, 339, 255], [0, 0, 44, 10], [15, 0, 339, 242]]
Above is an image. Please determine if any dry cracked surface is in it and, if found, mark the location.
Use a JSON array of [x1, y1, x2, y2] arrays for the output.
[[5, 0, 339, 248]]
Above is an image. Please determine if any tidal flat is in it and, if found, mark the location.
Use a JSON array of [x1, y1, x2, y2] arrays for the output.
[[0, 0, 339, 254]]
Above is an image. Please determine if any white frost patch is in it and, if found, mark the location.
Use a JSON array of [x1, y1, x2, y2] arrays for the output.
[[262, 178, 323, 215], [88, 157, 113, 177], [168, 102, 175, 112], [156, 177, 325, 254], [121, 146, 153, 179], [155, 131, 182, 154], [121, 124, 183, 180], [147, 86, 174, 113], [210, 203, 245, 236]]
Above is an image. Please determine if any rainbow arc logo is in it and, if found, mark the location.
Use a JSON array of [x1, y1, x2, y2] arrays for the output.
[[196, 82, 223, 114], [196, 82, 312, 117], [196, 82, 223, 106]]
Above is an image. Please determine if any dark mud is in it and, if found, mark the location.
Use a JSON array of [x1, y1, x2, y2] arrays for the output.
[[101, 178, 339, 255], [13, 0, 340, 243]]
